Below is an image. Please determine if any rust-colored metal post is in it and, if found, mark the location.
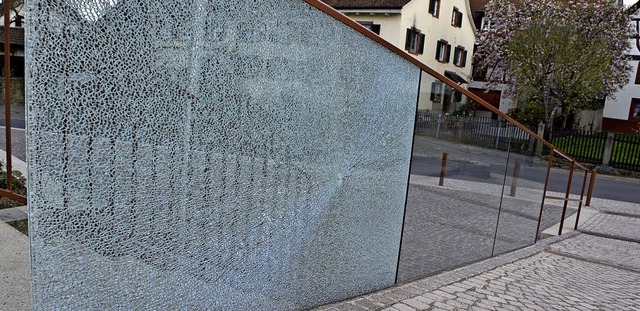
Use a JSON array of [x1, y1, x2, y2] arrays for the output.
[[509, 159, 522, 197], [535, 152, 554, 242], [558, 161, 575, 236], [3, 0, 12, 191], [439, 152, 448, 186], [585, 170, 597, 207], [574, 169, 589, 230]]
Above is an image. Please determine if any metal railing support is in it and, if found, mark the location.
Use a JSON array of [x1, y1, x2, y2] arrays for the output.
[[4, 0, 12, 191], [535, 152, 554, 242], [558, 161, 575, 236], [585, 170, 597, 206], [574, 169, 589, 230]]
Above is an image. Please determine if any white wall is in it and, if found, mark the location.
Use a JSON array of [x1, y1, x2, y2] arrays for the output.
[[603, 13, 640, 121]]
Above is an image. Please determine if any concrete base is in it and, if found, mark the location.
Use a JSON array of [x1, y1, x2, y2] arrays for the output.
[[542, 206, 599, 238]]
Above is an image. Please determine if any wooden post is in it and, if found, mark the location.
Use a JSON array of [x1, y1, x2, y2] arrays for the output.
[[439, 153, 448, 186], [509, 159, 522, 197]]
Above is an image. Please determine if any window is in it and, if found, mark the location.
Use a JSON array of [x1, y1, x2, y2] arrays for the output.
[[480, 17, 492, 30], [430, 81, 442, 103], [428, 0, 440, 17], [453, 90, 463, 103], [405, 27, 425, 55], [474, 11, 484, 30], [435, 40, 451, 63], [633, 99, 640, 118], [451, 7, 463, 28], [635, 65, 640, 84], [358, 21, 381, 35], [453, 46, 467, 67]]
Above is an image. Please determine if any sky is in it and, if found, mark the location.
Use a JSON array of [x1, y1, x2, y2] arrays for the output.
[[625, 0, 637, 6]]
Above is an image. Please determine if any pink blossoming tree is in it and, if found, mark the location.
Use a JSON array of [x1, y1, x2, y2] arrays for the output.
[[476, 0, 631, 137]]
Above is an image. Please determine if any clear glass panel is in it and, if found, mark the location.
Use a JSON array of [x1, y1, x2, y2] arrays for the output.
[[397, 70, 506, 283], [27, 1, 420, 309], [493, 130, 551, 255]]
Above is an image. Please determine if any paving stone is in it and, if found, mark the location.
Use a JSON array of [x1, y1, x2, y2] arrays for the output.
[[391, 303, 415, 311], [420, 292, 446, 303], [352, 298, 385, 310], [431, 290, 456, 300], [579, 213, 640, 242], [445, 299, 470, 308], [332, 303, 370, 311], [548, 234, 640, 271], [367, 294, 398, 306], [431, 302, 455, 310], [402, 296, 432, 310], [380, 289, 415, 301]]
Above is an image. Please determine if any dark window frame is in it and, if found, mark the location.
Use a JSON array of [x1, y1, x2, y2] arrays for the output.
[[358, 21, 381, 35], [632, 98, 640, 118], [436, 40, 451, 63], [428, 0, 440, 18], [453, 46, 467, 67], [405, 27, 425, 55], [430, 81, 443, 103], [451, 7, 463, 28]]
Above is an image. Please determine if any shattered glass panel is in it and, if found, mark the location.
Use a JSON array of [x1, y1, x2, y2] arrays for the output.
[[26, 0, 419, 309]]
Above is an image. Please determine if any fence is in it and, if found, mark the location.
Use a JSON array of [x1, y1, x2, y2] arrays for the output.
[[552, 129, 640, 172], [610, 133, 640, 171], [415, 110, 535, 154]]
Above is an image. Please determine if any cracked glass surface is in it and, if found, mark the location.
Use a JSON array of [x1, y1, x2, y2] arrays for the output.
[[26, 0, 419, 309]]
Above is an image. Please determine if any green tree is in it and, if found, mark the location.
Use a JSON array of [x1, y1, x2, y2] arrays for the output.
[[476, 0, 631, 137]]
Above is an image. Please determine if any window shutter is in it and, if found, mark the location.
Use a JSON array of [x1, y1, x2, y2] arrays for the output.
[[462, 50, 467, 67], [372, 24, 381, 35], [418, 34, 425, 54], [453, 47, 460, 65], [405, 29, 411, 50], [445, 44, 452, 63]]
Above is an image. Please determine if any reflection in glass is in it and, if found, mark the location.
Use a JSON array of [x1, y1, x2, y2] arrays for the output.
[[398, 71, 506, 282]]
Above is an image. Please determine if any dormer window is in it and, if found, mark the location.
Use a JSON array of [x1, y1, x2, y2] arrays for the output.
[[451, 7, 463, 28], [358, 21, 381, 35], [429, 0, 440, 18]]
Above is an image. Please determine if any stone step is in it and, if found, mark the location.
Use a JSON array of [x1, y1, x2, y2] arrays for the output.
[[0, 205, 27, 222]]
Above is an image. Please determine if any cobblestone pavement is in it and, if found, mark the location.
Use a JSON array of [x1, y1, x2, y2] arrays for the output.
[[398, 183, 571, 283], [316, 207, 640, 311], [579, 213, 640, 242], [588, 198, 640, 217], [548, 234, 640, 272]]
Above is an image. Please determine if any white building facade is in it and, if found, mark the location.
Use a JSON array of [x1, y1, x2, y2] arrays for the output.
[[325, 0, 477, 114]]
